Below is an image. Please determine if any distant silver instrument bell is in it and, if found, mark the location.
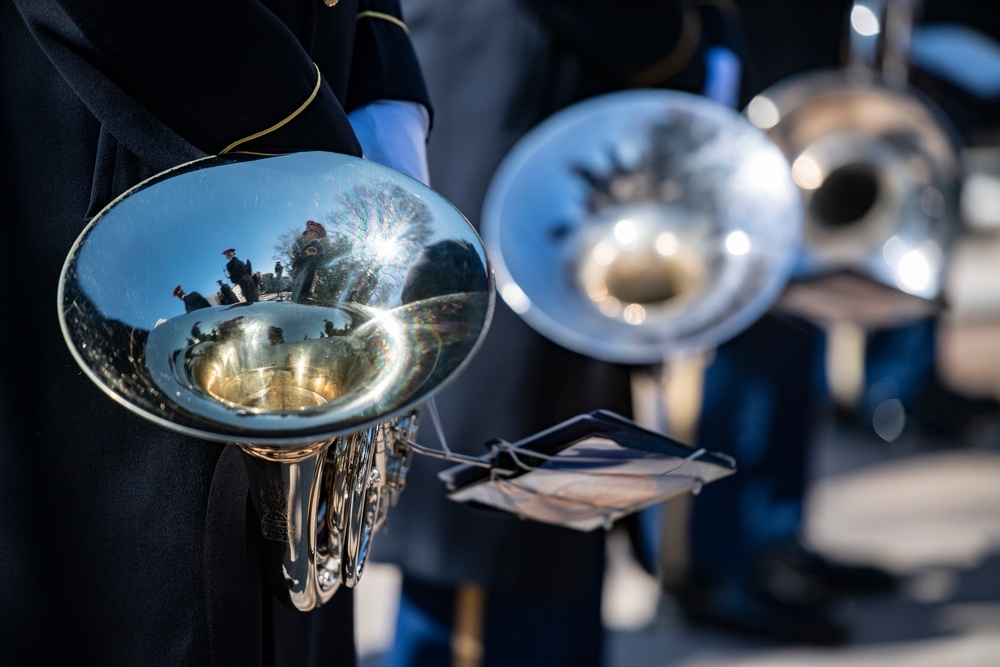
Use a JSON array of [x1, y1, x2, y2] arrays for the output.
[[481, 89, 802, 364], [745, 0, 962, 312]]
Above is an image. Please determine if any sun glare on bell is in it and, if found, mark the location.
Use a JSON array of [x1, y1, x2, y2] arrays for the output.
[[623, 303, 646, 325], [501, 283, 531, 314], [656, 232, 679, 256], [614, 219, 638, 245], [592, 241, 617, 266], [746, 95, 780, 130], [791, 154, 824, 190], [896, 249, 931, 294], [740, 149, 793, 196], [725, 230, 751, 256], [851, 4, 881, 37], [599, 297, 622, 317]]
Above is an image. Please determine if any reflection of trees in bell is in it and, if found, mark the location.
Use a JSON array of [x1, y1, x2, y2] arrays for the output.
[[60, 280, 168, 415], [569, 114, 724, 216], [324, 182, 434, 305], [272, 181, 433, 306]]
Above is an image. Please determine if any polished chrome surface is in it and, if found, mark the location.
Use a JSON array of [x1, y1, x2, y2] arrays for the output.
[[747, 71, 961, 302], [58, 151, 494, 610], [481, 89, 802, 364], [373, 410, 418, 530], [60, 152, 493, 446], [746, 0, 961, 306]]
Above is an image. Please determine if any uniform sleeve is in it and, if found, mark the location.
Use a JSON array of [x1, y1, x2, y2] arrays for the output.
[[11, 1, 362, 160], [347, 0, 432, 115], [520, 0, 744, 89]]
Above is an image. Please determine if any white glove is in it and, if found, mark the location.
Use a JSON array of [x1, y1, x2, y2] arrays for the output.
[[702, 46, 742, 109], [348, 100, 431, 186]]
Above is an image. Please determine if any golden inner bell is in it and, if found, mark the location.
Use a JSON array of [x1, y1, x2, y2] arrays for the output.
[[187, 335, 383, 413], [573, 207, 709, 322], [602, 250, 703, 306], [211, 365, 336, 410]]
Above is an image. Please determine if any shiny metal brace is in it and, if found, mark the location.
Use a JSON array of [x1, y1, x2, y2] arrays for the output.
[[59, 151, 494, 611]]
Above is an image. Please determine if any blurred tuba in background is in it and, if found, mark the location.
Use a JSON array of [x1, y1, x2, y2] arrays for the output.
[[746, 0, 964, 328], [481, 88, 803, 367]]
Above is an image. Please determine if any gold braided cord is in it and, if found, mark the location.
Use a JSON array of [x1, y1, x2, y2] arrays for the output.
[[630, 8, 702, 88], [219, 63, 322, 155], [356, 10, 409, 34]]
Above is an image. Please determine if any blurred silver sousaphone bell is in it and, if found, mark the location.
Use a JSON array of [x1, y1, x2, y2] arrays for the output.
[[481, 89, 803, 365], [745, 0, 963, 327], [59, 151, 494, 611]]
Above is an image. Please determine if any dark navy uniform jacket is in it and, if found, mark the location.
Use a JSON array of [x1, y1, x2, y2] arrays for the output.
[[183, 291, 214, 313], [226, 256, 254, 284], [0, 2, 428, 665], [374, 0, 742, 594]]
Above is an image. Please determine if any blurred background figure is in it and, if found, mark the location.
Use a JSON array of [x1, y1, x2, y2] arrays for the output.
[[663, 0, 1000, 647], [372, 2, 746, 666], [291, 220, 328, 302], [217, 279, 240, 305], [360, 0, 1000, 664], [173, 284, 212, 312], [223, 247, 260, 303]]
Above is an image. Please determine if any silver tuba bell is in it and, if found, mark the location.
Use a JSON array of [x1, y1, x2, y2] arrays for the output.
[[59, 151, 494, 611], [745, 0, 963, 325], [480, 89, 803, 365]]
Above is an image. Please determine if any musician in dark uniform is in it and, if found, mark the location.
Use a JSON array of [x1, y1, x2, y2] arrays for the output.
[[290, 219, 328, 303], [373, 2, 744, 666], [223, 247, 259, 303], [0, 2, 429, 665], [673, 0, 997, 645], [217, 279, 241, 306], [174, 285, 213, 313]]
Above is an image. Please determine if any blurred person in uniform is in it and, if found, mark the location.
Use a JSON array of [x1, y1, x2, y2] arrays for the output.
[[734, 0, 1000, 441], [667, 0, 888, 646], [372, 2, 746, 666], [174, 284, 213, 312], [274, 260, 286, 298], [669, 0, 1000, 645], [876, 0, 1000, 436], [665, 0, 899, 646], [223, 247, 261, 303], [217, 279, 241, 305], [0, 2, 431, 665], [291, 219, 329, 302]]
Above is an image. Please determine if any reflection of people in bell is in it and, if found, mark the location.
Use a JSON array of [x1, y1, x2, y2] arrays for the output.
[[267, 326, 285, 346], [223, 247, 259, 303], [401, 239, 488, 304], [290, 220, 327, 303], [173, 285, 211, 312], [273, 261, 285, 300], [569, 118, 700, 216], [216, 280, 239, 305]]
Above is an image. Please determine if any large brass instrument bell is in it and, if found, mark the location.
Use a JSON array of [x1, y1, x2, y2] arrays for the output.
[[59, 152, 494, 611], [481, 89, 803, 364]]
